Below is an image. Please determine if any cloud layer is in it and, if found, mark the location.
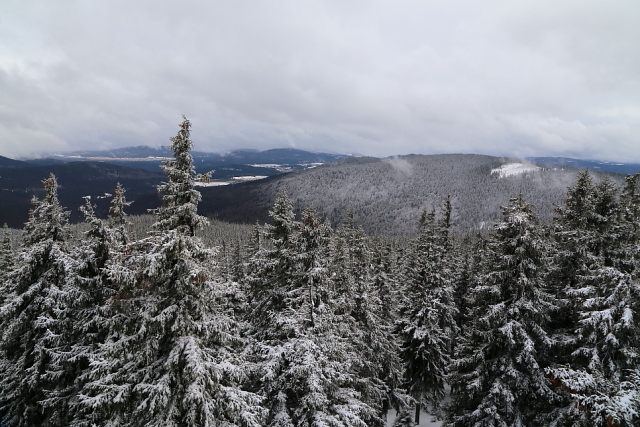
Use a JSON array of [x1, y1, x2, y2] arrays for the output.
[[1, 0, 639, 161]]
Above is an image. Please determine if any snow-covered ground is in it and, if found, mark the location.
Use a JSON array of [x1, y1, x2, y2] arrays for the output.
[[491, 162, 540, 178], [231, 175, 268, 181], [194, 181, 231, 187], [386, 409, 443, 426], [194, 175, 268, 187]]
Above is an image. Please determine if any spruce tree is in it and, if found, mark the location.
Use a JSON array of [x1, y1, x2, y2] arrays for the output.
[[398, 207, 457, 422], [61, 193, 131, 425], [108, 182, 131, 247], [248, 198, 383, 426], [617, 172, 640, 274], [446, 195, 563, 426], [78, 116, 264, 426], [546, 170, 600, 367], [0, 223, 13, 277], [546, 173, 640, 425], [0, 174, 74, 426], [247, 192, 299, 338]]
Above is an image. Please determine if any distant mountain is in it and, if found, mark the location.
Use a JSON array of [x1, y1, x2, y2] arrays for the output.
[[0, 148, 349, 228], [198, 154, 623, 235], [3, 151, 632, 234], [0, 162, 163, 228], [527, 157, 640, 175], [66, 145, 174, 158], [0, 155, 28, 168], [68, 146, 348, 164], [28, 147, 349, 175]]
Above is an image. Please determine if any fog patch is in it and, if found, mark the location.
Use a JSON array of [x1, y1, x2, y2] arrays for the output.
[[383, 156, 414, 176]]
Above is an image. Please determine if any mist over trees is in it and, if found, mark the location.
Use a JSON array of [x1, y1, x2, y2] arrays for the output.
[[199, 153, 621, 236], [1, 118, 640, 426]]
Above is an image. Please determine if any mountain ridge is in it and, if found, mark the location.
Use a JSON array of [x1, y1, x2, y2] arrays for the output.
[[2, 150, 638, 234], [198, 153, 626, 235]]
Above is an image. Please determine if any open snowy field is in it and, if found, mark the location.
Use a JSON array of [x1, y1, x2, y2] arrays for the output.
[[386, 410, 443, 426]]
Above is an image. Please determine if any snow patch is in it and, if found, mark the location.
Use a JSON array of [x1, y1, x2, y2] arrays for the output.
[[231, 175, 268, 182], [386, 409, 442, 426], [194, 176, 268, 187], [194, 182, 231, 187], [491, 163, 540, 178]]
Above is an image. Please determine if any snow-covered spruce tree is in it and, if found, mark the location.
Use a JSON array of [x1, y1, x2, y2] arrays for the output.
[[592, 176, 620, 267], [247, 192, 299, 338], [547, 269, 640, 426], [56, 192, 133, 425], [0, 223, 14, 277], [616, 172, 640, 275], [446, 195, 564, 426], [335, 221, 407, 422], [107, 182, 131, 247], [397, 206, 457, 423], [371, 239, 399, 330], [453, 234, 486, 338], [0, 174, 75, 427], [549, 170, 600, 299], [546, 170, 601, 368], [248, 198, 382, 426], [78, 116, 264, 426], [545, 174, 640, 426]]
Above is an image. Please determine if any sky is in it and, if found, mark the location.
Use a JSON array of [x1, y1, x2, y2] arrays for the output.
[[1, 0, 639, 162]]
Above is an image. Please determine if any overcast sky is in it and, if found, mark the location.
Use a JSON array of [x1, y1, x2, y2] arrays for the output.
[[1, 0, 639, 162]]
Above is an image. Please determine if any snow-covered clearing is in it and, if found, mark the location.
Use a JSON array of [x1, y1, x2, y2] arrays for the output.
[[491, 162, 540, 178], [194, 176, 268, 187], [194, 181, 230, 187], [231, 175, 268, 181], [386, 409, 443, 426], [249, 163, 282, 168]]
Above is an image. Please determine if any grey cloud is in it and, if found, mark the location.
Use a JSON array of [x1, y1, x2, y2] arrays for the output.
[[0, 0, 638, 162]]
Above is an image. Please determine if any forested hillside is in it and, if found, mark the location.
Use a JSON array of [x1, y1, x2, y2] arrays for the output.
[[1, 119, 640, 426], [200, 154, 619, 235], [0, 162, 163, 227]]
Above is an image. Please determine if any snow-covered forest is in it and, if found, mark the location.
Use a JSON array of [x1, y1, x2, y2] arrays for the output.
[[1, 118, 640, 426]]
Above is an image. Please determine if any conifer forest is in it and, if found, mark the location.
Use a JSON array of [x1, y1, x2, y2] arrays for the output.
[[2, 117, 640, 427]]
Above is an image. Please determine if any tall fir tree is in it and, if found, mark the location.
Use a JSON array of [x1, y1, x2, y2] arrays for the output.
[[0, 223, 13, 277], [617, 172, 640, 275], [0, 223, 15, 308], [547, 172, 640, 425], [0, 174, 75, 426], [248, 198, 384, 426], [108, 182, 131, 247], [62, 192, 131, 425], [247, 192, 299, 338], [447, 195, 563, 426], [78, 117, 264, 426], [398, 205, 457, 423], [546, 170, 600, 366]]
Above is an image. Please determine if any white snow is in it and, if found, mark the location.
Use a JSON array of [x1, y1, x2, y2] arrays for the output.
[[231, 175, 268, 181], [491, 163, 540, 178], [249, 164, 283, 168], [386, 409, 443, 426], [194, 181, 231, 187], [194, 176, 268, 187]]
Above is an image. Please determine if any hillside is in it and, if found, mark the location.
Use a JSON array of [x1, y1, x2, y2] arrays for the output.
[[26, 147, 349, 175], [0, 162, 163, 227], [199, 154, 621, 235], [0, 148, 350, 228], [527, 157, 640, 175], [1, 153, 628, 235], [0, 155, 28, 168]]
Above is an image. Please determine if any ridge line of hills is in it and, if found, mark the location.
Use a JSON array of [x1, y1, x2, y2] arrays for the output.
[[1, 148, 639, 233]]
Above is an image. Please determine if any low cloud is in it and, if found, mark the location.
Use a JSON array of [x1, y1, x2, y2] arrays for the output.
[[0, 0, 638, 162]]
